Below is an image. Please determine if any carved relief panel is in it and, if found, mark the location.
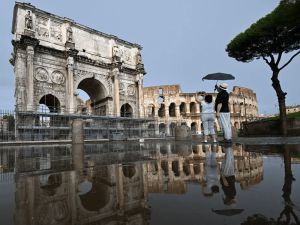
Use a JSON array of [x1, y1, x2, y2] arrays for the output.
[[119, 82, 137, 104], [127, 84, 136, 96], [112, 46, 132, 63], [34, 67, 65, 85], [34, 67, 49, 82], [50, 71, 65, 85], [50, 20, 62, 42], [119, 83, 125, 95], [36, 15, 49, 38]]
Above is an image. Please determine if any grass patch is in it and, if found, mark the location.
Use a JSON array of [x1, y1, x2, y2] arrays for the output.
[[262, 111, 300, 121]]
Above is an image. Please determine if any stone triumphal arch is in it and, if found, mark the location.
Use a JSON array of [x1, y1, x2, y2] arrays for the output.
[[11, 2, 146, 117]]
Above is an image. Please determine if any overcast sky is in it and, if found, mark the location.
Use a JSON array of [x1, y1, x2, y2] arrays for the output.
[[1, 0, 299, 114]]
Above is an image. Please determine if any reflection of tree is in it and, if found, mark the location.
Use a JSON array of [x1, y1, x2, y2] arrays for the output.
[[241, 145, 300, 225], [241, 214, 276, 225], [277, 145, 299, 225]]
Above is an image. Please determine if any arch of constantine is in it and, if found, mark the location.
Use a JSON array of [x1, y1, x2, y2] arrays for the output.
[[11, 2, 145, 117]]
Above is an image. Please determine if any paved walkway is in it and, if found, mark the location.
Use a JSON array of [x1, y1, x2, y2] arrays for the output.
[[0, 136, 300, 147]]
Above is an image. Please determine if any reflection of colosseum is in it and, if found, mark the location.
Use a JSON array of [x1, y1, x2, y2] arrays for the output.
[[143, 85, 259, 136], [144, 142, 263, 194]]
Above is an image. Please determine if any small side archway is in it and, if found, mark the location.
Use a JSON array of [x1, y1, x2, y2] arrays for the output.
[[39, 94, 61, 113], [120, 103, 133, 117]]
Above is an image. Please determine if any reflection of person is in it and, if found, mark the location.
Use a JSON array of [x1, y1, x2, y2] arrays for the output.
[[25, 11, 33, 29], [215, 83, 232, 142], [220, 143, 236, 205], [202, 144, 219, 196], [196, 92, 217, 143]]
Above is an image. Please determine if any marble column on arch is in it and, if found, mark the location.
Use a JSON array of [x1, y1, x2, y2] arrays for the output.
[[136, 74, 144, 118], [66, 56, 75, 113], [25, 45, 34, 111], [112, 67, 120, 117]]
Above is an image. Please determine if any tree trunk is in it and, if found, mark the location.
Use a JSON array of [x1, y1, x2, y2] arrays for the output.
[[271, 70, 288, 136]]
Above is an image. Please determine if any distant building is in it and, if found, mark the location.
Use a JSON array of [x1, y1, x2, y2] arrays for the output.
[[286, 105, 300, 114], [143, 85, 259, 136]]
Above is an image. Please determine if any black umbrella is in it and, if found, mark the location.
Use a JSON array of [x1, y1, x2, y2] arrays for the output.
[[212, 208, 244, 216], [202, 72, 235, 81]]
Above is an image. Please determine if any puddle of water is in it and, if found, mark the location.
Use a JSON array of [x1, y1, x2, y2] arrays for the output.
[[0, 142, 299, 225]]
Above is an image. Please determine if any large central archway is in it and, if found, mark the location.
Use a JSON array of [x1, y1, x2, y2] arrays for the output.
[[77, 78, 108, 115]]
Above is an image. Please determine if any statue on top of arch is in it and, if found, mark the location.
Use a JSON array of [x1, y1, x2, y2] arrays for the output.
[[66, 25, 73, 42], [25, 11, 33, 30], [112, 45, 121, 63]]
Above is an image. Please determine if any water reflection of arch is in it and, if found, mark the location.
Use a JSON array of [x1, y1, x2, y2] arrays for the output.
[[122, 164, 136, 178], [191, 122, 197, 134], [39, 173, 62, 196], [78, 166, 112, 212], [148, 123, 156, 137], [159, 123, 166, 135], [174, 143, 192, 157], [160, 143, 169, 155], [169, 122, 176, 136]]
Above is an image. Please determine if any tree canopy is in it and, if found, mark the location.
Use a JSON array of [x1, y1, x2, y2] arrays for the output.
[[226, 0, 300, 67]]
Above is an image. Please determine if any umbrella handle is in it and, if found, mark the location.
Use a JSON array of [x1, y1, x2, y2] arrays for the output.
[[214, 81, 219, 92]]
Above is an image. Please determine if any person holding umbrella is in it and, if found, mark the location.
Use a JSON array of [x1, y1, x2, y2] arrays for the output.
[[215, 83, 232, 142]]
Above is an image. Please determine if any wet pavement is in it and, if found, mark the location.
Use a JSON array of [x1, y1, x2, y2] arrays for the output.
[[0, 141, 299, 225]]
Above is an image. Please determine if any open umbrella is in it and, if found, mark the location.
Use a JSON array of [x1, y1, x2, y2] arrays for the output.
[[212, 208, 244, 216], [202, 72, 235, 81]]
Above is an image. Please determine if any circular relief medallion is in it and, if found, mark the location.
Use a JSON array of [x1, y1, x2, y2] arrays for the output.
[[50, 71, 65, 84], [127, 84, 136, 96], [34, 68, 49, 82]]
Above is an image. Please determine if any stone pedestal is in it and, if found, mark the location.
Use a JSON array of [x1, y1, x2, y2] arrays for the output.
[[72, 119, 84, 144], [175, 125, 192, 141], [65, 41, 75, 49], [24, 29, 34, 37]]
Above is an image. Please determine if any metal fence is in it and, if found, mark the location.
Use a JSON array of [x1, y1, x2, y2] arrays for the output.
[[0, 110, 158, 142]]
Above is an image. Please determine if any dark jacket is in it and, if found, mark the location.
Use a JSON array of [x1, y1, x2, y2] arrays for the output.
[[215, 90, 229, 112]]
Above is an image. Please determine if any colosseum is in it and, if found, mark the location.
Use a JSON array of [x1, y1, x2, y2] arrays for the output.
[[143, 85, 259, 136]]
